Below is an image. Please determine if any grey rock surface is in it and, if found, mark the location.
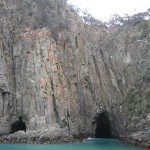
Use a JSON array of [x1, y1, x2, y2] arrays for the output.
[[0, 0, 150, 145]]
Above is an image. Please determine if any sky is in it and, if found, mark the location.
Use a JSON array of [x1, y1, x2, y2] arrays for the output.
[[67, 0, 150, 21]]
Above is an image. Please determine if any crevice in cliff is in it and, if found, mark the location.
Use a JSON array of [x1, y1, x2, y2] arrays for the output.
[[1, 91, 8, 116], [66, 108, 71, 133], [75, 36, 78, 48], [52, 93, 60, 124], [11, 117, 26, 133], [95, 111, 112, 138]]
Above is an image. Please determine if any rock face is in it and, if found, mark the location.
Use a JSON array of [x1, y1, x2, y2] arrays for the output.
[[0, 0, 150, 144]]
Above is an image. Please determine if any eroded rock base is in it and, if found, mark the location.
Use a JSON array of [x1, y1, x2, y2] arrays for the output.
[[0, 130, 83, 144]]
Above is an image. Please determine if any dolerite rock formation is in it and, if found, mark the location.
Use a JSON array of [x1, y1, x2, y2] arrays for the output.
[[0, 0, 150, 145]]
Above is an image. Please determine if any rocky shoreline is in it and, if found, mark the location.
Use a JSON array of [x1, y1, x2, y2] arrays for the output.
[[0, 130, 83, 144], [0, 132, 150, 150], [120, 136, 150, 149], [0, 136, 82, 144]]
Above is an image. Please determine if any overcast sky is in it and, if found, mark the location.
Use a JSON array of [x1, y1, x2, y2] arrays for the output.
[[68, 0, 150, 21]]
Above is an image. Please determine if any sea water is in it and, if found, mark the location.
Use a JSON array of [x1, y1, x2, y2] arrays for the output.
[[0, 138, 148, 150]]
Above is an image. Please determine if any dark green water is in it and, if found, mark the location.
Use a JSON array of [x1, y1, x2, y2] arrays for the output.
[[0, 138, 148, 150]]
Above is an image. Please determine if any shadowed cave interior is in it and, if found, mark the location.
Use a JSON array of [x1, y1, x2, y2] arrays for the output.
[[95, 111, 112, 138], [11, 117, 26, 133]]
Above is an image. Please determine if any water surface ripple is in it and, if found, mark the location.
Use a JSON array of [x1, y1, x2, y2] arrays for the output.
[[0, 138, 148, 150]]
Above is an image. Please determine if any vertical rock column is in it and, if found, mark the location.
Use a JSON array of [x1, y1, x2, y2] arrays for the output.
[[0, 44, 10, 134]]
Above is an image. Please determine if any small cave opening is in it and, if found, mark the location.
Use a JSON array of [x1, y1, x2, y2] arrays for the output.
[[95, 111, 112, 138], [11, 117, 26, 133]]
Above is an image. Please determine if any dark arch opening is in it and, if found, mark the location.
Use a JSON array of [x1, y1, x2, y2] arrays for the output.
[[95, 111, 112, 138], [11, 117, 26, 133]]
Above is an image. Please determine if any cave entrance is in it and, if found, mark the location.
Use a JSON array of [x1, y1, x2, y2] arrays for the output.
[[11, 117, 26, 133], [95, 111, 112, 138]]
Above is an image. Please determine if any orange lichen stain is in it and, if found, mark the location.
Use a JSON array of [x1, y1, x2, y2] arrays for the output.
[[40, 77, 49, 88], [52, 64, 57, 73], [20, 28, 51, 39], [48, 51, 55, 62]]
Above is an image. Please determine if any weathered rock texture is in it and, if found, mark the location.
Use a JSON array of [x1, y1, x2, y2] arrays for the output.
[[0, 0, 150, 145]]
